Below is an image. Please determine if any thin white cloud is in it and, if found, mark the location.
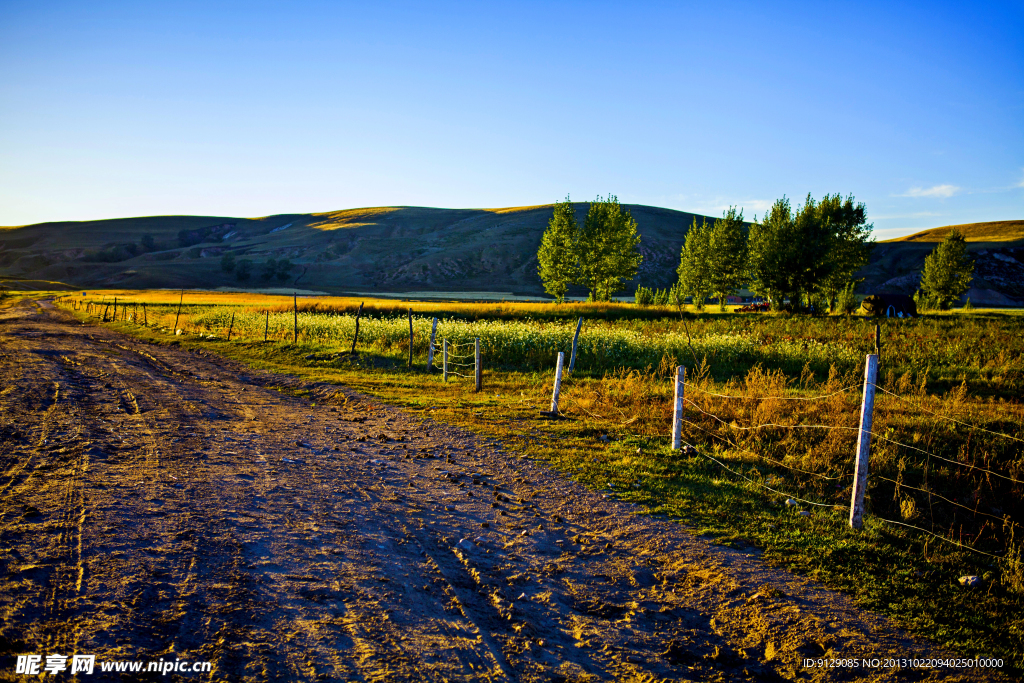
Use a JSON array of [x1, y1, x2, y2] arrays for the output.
[[656, 194, 773, 218], [899, 184, 960, 198]]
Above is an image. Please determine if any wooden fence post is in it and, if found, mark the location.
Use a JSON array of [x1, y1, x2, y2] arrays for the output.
[[293, 293, 298, 343], [672, 366, 685, 450], [443, 339, 449, 383], [227, 312, 235, 341], [474, 338, 481, 392], [408, 308, 414, 368], [173, 289, 184, 332], [427, 317, 438, 372], [875, 323, 881, 359], [113, 297, 117, 322], [264, 310, 269, 342], [850, 353, 879, 529], [568, 317, 583, 375], [350, 302, 363, 354], [143, 302, 147, 326], [550, 352, 565, 414]]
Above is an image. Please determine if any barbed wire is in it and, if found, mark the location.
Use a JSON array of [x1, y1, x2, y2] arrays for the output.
[[870, 516, 1003, 559], [688, 394, 1024, 485], [681, 416, 849, 481], [681, 436, 845, 508], [685, 382, 862, 402], [685, 397, 857, 435], [873, 384, 1024, 444], [873, 474, 1014, 525], [868, 432, 1024, 486]]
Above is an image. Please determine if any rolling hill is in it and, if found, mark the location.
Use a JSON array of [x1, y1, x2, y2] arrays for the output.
[[1, 208, 1022, 304], [859, 220, 1024, 305], [0, 205, 714, 297]]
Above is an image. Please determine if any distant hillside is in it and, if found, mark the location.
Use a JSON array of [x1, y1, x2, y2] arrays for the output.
[[859, 220, 1024, 305], [0, 205, 716, 297], [3, 209, 1021, 305]]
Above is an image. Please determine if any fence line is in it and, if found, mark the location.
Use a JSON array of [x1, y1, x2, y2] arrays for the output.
[[680, 436, 843, 508], [873, 383, 1024, 444], [681, 415, 849, 482], [683, 393, 1023, 485], [685, 382, 862, 402], [873, 474, 1013, 525], [870, 516, 1003, 559]]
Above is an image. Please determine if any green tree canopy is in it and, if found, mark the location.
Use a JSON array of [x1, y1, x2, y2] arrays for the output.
[[537, 196, 579, 303], [576, 195, 642, 301], [920, 229, 974, 309], [747, 194, 873, 311], [707, 206, 748, 310], [676, 217, 714, 310]]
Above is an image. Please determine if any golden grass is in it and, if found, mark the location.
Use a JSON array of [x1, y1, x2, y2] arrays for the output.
[[884, 220, 1024, 243]]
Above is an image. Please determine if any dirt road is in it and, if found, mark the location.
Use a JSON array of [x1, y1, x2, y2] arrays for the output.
[[0, 301, 1000, 681]]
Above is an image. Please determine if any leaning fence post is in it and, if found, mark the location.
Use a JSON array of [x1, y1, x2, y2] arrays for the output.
[[672, 366, 685, 449], [443, 339, 449, 382], [550, 351, 565, 414], [568, 317, 583, 374], [850, 353, 879, 529], [264, 310, 269, 342], [350, 302, 363, 354], [227, 311, 235, 341], [143, 302, 147, 326], [293, 293, 298, 343], [427, 317, 438, 372], [474, 338, 481, 392]]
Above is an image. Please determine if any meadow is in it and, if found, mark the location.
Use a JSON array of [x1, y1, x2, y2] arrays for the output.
[[58, 290, 1024, 669]]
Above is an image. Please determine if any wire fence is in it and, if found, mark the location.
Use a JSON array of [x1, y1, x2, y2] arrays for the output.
[[444, 339, 476, 380]]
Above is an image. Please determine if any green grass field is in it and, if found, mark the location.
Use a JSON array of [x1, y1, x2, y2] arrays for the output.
[[54, 290, 1024, 670]]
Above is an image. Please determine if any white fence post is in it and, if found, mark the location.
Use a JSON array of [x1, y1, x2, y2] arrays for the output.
[[474, 338, 482, 392], [443, 339, 448, 383], [672, 366, 685, 449], [550, 352, 565, 414], [427, 317, 438, 372], [850, 353, 879, 529]]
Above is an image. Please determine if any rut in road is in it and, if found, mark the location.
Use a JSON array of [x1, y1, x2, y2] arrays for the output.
[[0, 300, 1002, 682]]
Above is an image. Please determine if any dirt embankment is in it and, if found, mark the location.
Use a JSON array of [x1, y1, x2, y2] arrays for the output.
[[0, 300, 1003, 681]]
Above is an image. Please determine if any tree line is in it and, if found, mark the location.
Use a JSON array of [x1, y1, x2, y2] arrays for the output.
[[538, 192, 875, 311], [538, 192, 975, 312]]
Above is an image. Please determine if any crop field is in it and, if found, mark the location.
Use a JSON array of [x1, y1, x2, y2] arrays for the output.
[[53, 290, 1024, 669]]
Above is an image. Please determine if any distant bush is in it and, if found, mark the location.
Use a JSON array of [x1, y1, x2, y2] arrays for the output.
[[835, 282, 859, 314], [634, 285, 654, 307]]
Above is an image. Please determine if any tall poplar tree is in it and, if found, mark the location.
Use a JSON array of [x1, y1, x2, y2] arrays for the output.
[[707, 207, 748, 310], [537, 196, 579, 302], [676, 217, 714, 310], [575, 195, 642, 301]]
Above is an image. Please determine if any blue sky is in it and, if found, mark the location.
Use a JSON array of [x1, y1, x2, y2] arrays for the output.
[[1, 0, 1021, 239]]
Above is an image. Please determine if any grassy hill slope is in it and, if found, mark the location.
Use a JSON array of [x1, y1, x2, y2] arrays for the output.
[[3, 209, 1022, 303], [0, 204, 713, 296], [859, 220, 1024, 304]]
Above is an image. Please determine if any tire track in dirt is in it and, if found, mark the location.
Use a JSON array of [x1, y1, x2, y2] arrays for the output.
[[0, 299, 1011, 682]]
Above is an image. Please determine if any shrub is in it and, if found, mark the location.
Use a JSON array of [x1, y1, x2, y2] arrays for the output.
[[634, 286, 654, 307]]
